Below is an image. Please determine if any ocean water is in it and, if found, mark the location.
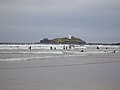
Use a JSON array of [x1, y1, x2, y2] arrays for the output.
[[0, 44, 120, 90], [0, 44, 119, 62]]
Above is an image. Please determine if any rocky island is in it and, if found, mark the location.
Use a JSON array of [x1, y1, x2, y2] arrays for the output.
[[39, 35, 86, 44]]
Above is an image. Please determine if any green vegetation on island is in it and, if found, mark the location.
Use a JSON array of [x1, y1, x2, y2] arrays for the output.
[[40, 36, 86, 44]]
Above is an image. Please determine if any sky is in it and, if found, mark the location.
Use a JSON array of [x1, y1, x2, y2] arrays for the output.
[[0, 0, 120, 43]]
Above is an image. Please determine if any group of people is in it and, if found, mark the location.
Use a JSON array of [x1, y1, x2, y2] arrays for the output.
[[28, 45, 118, 53], [97, 46, 117, 53]]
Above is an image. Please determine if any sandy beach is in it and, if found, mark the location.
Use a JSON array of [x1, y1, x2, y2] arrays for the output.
[[1, 0, 120, 89], [0, 48, 120, 90]]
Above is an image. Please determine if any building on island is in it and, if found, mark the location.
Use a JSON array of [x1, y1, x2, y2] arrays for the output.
[[68, 34, 72, 39]]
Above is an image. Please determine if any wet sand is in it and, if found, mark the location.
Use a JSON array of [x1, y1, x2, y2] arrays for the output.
[[0, 53, 120, 90]]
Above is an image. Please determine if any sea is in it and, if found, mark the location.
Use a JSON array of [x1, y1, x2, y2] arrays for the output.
[[0, 44, 120, 90]]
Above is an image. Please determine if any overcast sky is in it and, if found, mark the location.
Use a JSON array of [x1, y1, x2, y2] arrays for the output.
[[0, 0, 120, 43]]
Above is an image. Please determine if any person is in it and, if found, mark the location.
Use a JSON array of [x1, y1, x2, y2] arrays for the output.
[[54, 47, 56, 50], [63, 46, 65, 49], [29, 46, 31, 50], [66, 47, 68, 49], [81, 49, 84, 52], [69, 45, 71, 49], [50, 47, 53, 50], [113, 50, 116, 53], [97, 46, 99, 49]]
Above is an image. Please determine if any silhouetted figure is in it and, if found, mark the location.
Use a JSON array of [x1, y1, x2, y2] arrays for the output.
[[113, 50, 116, 53], [81, 49, 84, 52], [29, 46, 31, 50], [106, 47, 108, 49], [97, 46, 99, 49], [54, 47, 56, 50], [63, 46, 65, 49], [50, 47, 53, 50], [66, 47, 68, 49], [69, 45, 71, 49]]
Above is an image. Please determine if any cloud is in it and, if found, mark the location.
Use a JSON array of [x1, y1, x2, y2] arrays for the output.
[[0, 0, 120, 42], [0, 0, 120, 14]]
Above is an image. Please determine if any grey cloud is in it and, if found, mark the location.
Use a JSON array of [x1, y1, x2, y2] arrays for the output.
[[0, 0, 120, 42]]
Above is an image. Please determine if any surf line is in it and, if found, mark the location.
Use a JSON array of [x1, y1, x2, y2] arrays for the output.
[[0, 60, 120, 70]]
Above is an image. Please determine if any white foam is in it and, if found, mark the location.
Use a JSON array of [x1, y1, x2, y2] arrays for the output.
[[0, 44, 119, 62], [0, 54, 86, 62], [0, 44, 70, 50]]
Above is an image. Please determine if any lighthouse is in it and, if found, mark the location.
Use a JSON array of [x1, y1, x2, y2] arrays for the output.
[[68, 34, 72, 39]]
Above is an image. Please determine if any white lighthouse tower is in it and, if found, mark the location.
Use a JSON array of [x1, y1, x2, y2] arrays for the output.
[[68, 34, 72, 39]]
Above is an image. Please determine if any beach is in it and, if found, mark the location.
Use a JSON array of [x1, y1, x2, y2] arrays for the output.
[[1, 0, 120, 89], [0, 44, 120, 90]]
